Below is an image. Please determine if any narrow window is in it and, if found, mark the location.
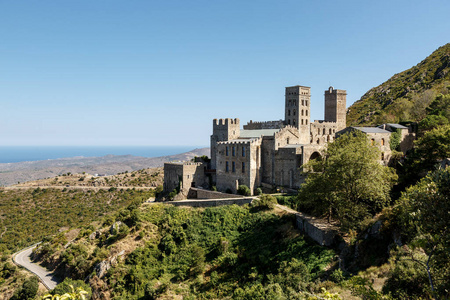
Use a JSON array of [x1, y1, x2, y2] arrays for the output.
[[329, 128, 332, 135], [306, 110, 308, 116], [305, 100, 308, 106], [327, 135, 330, 142], [232, 162, 236, 172], [323, 128, 325, 135], [293, 119, 296, 126], [301, 119, 304, 125], [317, 128, 320, 135], [306, 120, 308, 125], [242, 162, 245, 173], [381, 138, 385, 146], [288, 119, 291, 125], [293, 109, 296, 116], [288, 110, 291, 116], [232, 146, 235, 156], [287, 137, 290, 144], [226, 161, 229, 172], [226, 146, 229, 156], [381, 152, 385, 160], [371, 138, 375, 146], [317, 139, 320, 144], [301, 109, 304, 116], [242, 146, 245, 157]]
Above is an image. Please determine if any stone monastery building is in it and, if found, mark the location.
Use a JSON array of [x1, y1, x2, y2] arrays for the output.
[[164, 85, 413, 196]]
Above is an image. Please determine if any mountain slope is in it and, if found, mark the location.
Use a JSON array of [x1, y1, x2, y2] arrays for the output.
[[347, 43, 450, 125]]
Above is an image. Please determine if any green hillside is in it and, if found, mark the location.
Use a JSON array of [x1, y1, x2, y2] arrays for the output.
[[347, 43, 450, 126]]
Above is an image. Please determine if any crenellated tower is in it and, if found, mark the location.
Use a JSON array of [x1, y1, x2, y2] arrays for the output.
[[210, 118, 240, 169], [285, 85, 311, 144], [324, 86, 347, 131]]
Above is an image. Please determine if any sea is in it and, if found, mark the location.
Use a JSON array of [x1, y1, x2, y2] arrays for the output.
[[0, 146, 205, 164]]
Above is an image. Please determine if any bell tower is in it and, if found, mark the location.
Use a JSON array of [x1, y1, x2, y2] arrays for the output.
[[324, 86, 347, 131], [285, 85, 310, 144]]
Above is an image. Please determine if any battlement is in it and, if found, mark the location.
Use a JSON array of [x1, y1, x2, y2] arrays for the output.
[[325, 86, 347, 95], [217, 138, 260, 145], [213, 118, 240, 127], [244, 120, 284, 130], [312, 120, 337, 125]]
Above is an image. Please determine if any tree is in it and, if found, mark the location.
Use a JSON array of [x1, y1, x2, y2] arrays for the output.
[[415, 124, 450, 167], [11, 276, 39, 300], [395, 168, 450, 298], [297, 131, 398, 231]]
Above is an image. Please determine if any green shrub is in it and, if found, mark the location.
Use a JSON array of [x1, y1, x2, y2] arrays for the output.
[[237, 185, 251, 196], [51, 277, 92, 299], [252, 194, 277, 210], [255, 187, 262, 195], [11, 276, 39, 300]]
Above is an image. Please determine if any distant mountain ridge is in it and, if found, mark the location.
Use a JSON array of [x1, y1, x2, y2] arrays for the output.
[[0, 147, 210, 186], [347, 43, 450, 125]]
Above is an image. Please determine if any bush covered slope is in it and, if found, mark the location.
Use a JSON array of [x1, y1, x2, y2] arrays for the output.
[[347, 43, 450, 125], [34, 204, 336, 299]]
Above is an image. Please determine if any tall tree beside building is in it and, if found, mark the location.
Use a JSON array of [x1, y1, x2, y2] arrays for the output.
[[297, 131, 398, 231]]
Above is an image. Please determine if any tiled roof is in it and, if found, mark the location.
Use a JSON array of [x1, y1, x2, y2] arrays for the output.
[[352, 127, 391, 134]]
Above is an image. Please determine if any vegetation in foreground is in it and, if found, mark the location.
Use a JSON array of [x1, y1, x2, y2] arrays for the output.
[[33, 203, 337, 299]]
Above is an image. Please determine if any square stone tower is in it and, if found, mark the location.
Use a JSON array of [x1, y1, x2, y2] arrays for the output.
[[324, 86, 347, 131], [285, 85, 311, 144], [210, 118, 240, 170]]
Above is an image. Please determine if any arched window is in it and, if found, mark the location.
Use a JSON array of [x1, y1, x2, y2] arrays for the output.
[[306, 110, 308, 116], [293, 119, 296, 125], [327, 135, 330, 142], [287, 138, 290, 144], [301, 119, 304, 125], [301, 109, 304, 116], [381, 138, 385, 146], [381, 152, 385, 160], [288, 110, 291, 116], [323, 128, 325, 135], [317, 128, 320, 135], [316, 139, 320, 144], [306, 120, 308, 125], [293, 109, 296, 116], [371, 139, 375, 146], [329, 128, 332, 135]]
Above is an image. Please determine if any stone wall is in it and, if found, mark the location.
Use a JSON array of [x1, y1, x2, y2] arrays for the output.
[[274, 146, 303, 188], [190, 187, 246, 199], [163, 162, 206, 194], [310, 120, 337, 145], [296, 212, 338, 246], [215, 139, 261, 194], [169, 198, 253, 207]]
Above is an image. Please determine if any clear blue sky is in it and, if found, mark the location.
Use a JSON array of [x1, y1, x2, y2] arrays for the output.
[[1, 0, 449, 146]]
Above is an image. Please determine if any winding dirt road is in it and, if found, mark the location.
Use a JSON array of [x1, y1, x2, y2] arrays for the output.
[[13, 245, 60, 290]]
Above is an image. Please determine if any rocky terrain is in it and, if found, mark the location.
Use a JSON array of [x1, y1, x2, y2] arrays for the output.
[[0, 148, 209, 186]]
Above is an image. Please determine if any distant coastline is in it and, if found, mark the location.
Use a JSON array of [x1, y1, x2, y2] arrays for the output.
[[0, 147, 210, 187], [0, 146, 206, 164]]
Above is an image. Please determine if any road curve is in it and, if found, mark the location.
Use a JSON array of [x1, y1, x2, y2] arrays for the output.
[[13, 245, 61, 290]]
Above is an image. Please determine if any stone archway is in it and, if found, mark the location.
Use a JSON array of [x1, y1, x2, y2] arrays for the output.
[[309, 151, 321, 161]]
